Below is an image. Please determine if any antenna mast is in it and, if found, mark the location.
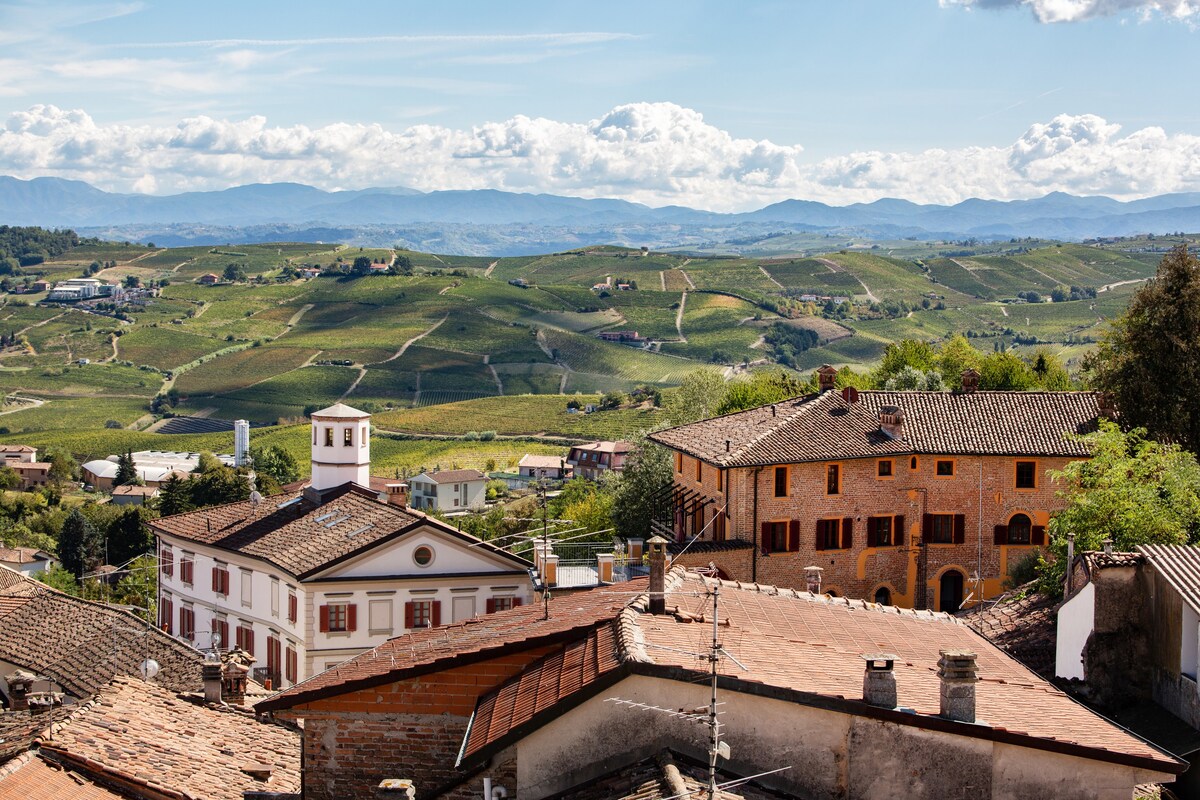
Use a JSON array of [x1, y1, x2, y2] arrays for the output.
[[707, 579, 721, 800]]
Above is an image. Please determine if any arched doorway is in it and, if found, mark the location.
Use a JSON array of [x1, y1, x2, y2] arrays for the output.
[[939, 570, 964, 613], [874, 586, 891, 606]]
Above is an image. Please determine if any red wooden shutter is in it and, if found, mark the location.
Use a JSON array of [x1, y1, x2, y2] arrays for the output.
[[346, 604, 357, 632], [1031, 525, 1046, 546], [486, 598, 496, 614], [513, 597, 522, 607], [814, 520, 826, 551], [866, 517, 878, 548], [953, 514, 966, 544], [922, 514, 933, 543], [787, 520, 800, 552], [431, 601, 441, 628], [285, 647, 296, 683], [994, 525, 1008, 545], [841, 518, 853, 550], [223, 570, 230, 595], [161, 599, 172, 633], [894, 515, 905, 547], [212, 567, 219, 592], [404, 602, 415, 629], [288, 594, 297, 623], [760, 522, 771, 554], [318, 605, 330, 632]]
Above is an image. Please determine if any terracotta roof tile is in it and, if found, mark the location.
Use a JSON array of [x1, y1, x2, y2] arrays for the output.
[[42, 676, 300, 800], [0, 547, 47, 564], [649, 390, 1103, 466], [0, 567, 202, 698], [0, 753, 125, 800], [960, 584, 1058, 677], [152, 484, 512, 578], [425, 469, 487, 484]]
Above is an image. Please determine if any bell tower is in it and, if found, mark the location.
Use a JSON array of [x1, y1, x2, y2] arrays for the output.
[[309, 403, 371, 491]]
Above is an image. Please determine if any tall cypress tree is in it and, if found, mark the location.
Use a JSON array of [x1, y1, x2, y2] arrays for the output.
[[114, 451, 137, 487], [58, 509, 102, 578]]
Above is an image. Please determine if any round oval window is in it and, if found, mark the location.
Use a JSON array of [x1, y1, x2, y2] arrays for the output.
[[413, 546, 434, 567]]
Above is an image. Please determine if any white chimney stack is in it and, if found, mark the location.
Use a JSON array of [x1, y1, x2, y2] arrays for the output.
[[234, 419, 250, 467]]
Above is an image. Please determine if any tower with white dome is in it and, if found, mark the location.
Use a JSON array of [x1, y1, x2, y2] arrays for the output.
[[309, 403, 371, 491]]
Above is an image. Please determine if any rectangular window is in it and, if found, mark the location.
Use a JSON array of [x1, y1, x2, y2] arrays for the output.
[[361, 425, 368, 447], [488, 596, 518, 613], [368, 599, 393, 633], [932, 514, 954, 544], [935, 459, 955, 477], [212, 565, 229, 596], [827, 464, 840, 495], [270, 578, 279, 617], [161, 546, 173, 578], [877, 459, 893, 478], [236, 623, 255, 656], [1016, 461, 1037, 489], [287, 593, 297, 624], [675, 452, 683, 473], [324, 427, 333, 447], [266, 635, 280, 683], [343, 427, 353, 446], [761, 520, 798, 553], [695, 459, 702, 481], [179, 606, 195, 640], [714, 510, 726, 542], [773, 466, 788, 498], [816, 519, 843, 551], [716, 469, 724, 493], [241, 569, 253, 607], [180, 554, 193, 585], [406, 600, 433, 628], [323, 603, 350, 633], [924, 513, 965, 545], [868, 516, 893, 547]]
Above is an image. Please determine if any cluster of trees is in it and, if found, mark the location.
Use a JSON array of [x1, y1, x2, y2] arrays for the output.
[[0, 225, 88, 265], [870, 336, 1071, 392], [762, 322, 820, 367]]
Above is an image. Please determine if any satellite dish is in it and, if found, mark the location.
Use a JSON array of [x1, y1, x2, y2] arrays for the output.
[[139, 658, 160, 681]]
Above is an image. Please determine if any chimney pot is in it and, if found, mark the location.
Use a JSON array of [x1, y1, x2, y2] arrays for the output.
[[960, 368, 980, 394], [878, 406, 905, 440], [1103, 538, 1113, 555], [202, 659, 222, 704], [937, 650, 977, 723], [647, 535, 669, 614], [803, 565, 824, 594], [862, 653, 898, 708]]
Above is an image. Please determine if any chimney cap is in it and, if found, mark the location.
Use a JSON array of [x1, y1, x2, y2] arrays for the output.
[[861, 653, 897, 668], [647, 535, 669, 545]]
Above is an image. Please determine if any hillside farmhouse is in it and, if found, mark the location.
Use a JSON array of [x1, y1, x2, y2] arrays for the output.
[[648, 366, 1107, 611], [407, 468, 489, 512], [257, 556, 1181, 800], [153, 403, 535, 687], [567, 440, 632, 480], [0, 445, 51, 490]]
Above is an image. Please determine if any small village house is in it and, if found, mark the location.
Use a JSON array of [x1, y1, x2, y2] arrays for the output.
[[0, 548, 53, 576], [517, 453, 571, 481], [567, 440, 632, 480], [406, 468, 489, 512], [0, 445, 51, 490]]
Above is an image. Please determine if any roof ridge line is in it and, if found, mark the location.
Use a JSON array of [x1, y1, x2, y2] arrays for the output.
[[722, 393, 818, 465], [705, 573, 963, 624]]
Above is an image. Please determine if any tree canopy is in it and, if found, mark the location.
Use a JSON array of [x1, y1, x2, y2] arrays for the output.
[[1085, 244, 1200, 453]]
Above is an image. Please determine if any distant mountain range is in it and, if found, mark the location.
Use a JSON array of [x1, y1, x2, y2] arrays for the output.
[[5, 176, 1200, 254]]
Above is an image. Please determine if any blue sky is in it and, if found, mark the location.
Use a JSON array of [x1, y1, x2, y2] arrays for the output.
[[0, 0, 1197, 208]]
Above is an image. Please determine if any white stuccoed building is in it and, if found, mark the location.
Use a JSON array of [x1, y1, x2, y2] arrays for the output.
[[153, 403, 535, 688]]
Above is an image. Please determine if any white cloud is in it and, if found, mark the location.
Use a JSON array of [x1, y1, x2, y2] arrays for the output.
[[939, 0, 1200, 22], [2, 103, 1200, 210]]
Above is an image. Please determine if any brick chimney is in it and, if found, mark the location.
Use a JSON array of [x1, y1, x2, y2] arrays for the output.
[[384, 482, 408, 508], [222, 659, 250, 706], [647, 535, 669, 614], [861, 654, 898, 709], [960, 368, 980, 394], [5, 670, 35, 712], [937, 650, 978, 723], [878, 406, 905, 440], [803, 565, 824, 594], [816, 364, 838, 393]]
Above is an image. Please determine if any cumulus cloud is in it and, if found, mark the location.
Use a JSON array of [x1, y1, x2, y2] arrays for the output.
[[939, 0, 1200, 22], [2, 103, 1200, 210]]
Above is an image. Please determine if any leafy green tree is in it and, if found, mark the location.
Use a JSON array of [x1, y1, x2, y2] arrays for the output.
[[873, 340, 937, 387], [0, 466, 19, 491], [114, 451, 137, 487], [113, 554, 158, 622], [156, 474, 193, 516], [58, 509, 103, 578], [1031, 349, 1071, 390], [883, 366, 944, 391], [36, 564, 80, 595], [936, 335, 983, 390], [714, 370, 806, 416], [1085, 244, 1200, 453], [223, 263, 247, 282], [188, 454, 252, 509], [352, 255, 373, 275], [665, 371, 727, 425], [1036, 422, 1200, 596], [978, 351, 1036, 390], [608, 433, 672, 541], [107, 506, 156, 566], [251, 444, 301, 486]]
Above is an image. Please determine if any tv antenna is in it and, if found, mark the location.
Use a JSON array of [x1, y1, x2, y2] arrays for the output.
[[605, 572, 751, 800]]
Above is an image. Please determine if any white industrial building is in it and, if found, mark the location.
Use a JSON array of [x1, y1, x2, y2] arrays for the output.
[[81, 450, 235, 491], [153, 403, 535, 687]]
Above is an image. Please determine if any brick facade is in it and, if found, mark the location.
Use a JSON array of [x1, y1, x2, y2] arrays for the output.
[[280, 650, 552, 800], [670, 451, 1072, 611]]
